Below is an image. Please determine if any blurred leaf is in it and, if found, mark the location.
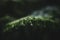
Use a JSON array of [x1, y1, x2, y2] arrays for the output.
[[3, 15, 58, 32]]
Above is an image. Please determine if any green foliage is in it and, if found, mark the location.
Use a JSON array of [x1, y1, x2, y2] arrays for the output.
[[0, 15, 16, 23], [0, 15, 16, 31], [3, 15, 59, 32]]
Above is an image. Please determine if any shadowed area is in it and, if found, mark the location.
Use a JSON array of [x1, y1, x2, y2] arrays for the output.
[[0, 0, 60, 40]]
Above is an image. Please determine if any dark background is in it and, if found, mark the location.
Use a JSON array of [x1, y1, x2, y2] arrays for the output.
[[0, 0, 60, 40], [0, 0, 60, 18]]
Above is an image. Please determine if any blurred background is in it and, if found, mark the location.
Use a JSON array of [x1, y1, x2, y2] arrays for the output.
[[0, 0, 60, 18], [0, 0, 60, 40]]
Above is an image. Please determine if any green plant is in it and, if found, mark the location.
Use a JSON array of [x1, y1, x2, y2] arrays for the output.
[[3, 16, 60, 32]]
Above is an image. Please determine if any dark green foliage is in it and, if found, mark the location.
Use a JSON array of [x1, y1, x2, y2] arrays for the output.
[[0, 15, 16, 32], [2, 16, 60, 40], [3, 16, 60, 32], [1, 0, 60, 40]]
